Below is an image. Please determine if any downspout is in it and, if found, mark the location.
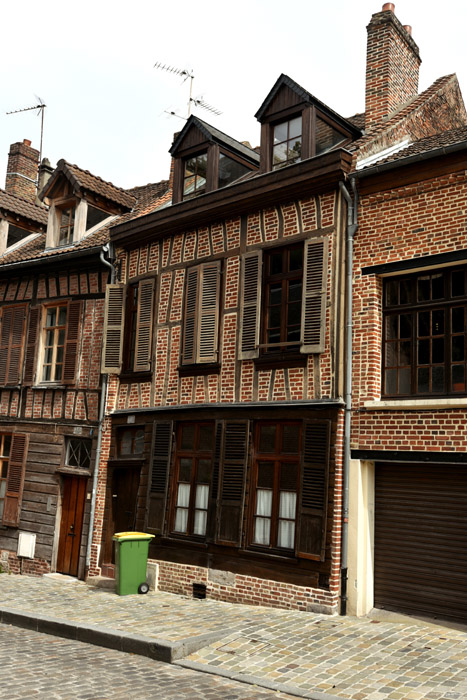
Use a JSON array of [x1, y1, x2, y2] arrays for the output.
[[338, 178, 358, 615], [85, 243, 115, 574]]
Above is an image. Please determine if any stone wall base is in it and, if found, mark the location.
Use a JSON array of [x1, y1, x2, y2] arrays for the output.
[[0, 549, 50, 577], [152, 558, 338, 614]]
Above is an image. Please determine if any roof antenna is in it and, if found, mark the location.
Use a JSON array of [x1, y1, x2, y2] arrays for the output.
[[6, 97, 46, 190], [154, 62, 222, 119]]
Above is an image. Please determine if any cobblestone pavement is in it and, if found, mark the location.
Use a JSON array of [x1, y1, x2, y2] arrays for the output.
[[1, 623, 296, 699], [1, 574, 467, 700]]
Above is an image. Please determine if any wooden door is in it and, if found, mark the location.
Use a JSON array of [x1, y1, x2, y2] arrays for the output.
[[57, 476, 87, 577]]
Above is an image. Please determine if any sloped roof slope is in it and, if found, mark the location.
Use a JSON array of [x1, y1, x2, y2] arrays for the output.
[[0, 189, 48, 226]]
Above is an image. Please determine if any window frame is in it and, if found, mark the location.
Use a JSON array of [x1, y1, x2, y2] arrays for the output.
[[40, 302, 68, 383], [382, 267, 467, 398], [64, 437, 93, 471], [0, 433, 12, 524]]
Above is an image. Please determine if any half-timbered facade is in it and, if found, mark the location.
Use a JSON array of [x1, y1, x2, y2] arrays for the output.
[[0, 144, 169, 578]]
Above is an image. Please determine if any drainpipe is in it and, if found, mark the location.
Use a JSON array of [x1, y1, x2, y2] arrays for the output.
[[85, 244, 115, 574], [338, 178, 358, 615]]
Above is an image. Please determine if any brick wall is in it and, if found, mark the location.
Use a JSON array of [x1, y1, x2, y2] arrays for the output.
[[5, 140, 39, 202]]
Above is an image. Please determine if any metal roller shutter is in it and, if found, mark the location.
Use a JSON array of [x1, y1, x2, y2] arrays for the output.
[[374, 462, 467, 623]]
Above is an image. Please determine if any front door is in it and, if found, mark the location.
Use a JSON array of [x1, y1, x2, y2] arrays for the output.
[[57, 476, 87, 577]]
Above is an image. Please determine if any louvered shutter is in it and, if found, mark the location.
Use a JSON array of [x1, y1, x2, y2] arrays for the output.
[[301, 236, 329, 354], [134, 278, 155, 372], [101, 284, 126, 373], [146, 421, 173, 534], [2, 433, 29, 527], [182, 267, 199, 365], [216, 420, 249, 546], [63, 300, 82, 383], [0, 306, 26, 386], [296, 419, 331, 561], [239, 251, 262, 360], [23, 307, 40, 385], [197, 262, 220, 363], [206, 420, 223, 542]]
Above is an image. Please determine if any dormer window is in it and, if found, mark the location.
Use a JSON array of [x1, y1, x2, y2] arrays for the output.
[[183, 153, 208, 200], [58, 205, 75, 246], [315, 117, 348, 156], [170, 115, 259, 205], [273, 116, 302, 169], [86, 204, 111, 230]]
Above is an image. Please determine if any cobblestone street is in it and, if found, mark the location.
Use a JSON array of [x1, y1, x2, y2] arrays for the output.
[[2, 624, 296, 700]]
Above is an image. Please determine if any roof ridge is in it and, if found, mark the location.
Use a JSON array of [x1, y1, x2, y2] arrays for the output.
[[60, 159, 134, 196]]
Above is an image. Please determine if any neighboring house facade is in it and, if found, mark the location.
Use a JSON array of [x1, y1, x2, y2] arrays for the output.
[[88, 4, 467, 613], [0, 142, 169, 578], [349, 126, 467, 624]]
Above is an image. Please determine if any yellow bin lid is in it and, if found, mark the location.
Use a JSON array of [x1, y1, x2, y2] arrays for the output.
[[112, 531, 155, 541]]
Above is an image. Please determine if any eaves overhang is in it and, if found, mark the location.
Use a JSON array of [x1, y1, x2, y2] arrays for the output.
[[112, 398, 344, 416], [110, 149, 353, 247], [0, 245, 104, 276]]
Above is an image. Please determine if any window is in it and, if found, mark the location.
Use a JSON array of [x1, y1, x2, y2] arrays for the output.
[[273, 116, 302, 169], [250, 422, 300, 550], [42, 305, 67, 382], [102, 278, 155, 374], [262, 244, 303, 353], [315, 117, 347, 156], [65, 438, 92, 470], [118, 428, 145, 456], [218, 154, 251, 188], [383, 267, 467, 397], [183, 153, 208, 200], [239, 237, 328, 361], [86, 204, 109, 231], [181, 262, 221, 365], [58, 206, 75, 246], [0, 434, 12, 522], [171, 422, 214, 537]]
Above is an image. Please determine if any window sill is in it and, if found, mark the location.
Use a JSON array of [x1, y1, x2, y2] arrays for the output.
[[178, 363, 221, 377], [253, 354, 307, 370], [32, 384, 67, 390], [364, 398, 467, 411], [242, 547, 298, 562], [56, 466, 92, 477]]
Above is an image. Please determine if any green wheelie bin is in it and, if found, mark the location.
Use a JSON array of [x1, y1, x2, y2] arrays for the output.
[[112, 531, 155, 595]]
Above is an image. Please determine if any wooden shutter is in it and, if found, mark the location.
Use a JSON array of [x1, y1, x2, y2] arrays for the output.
[[197, 262, 220, 363], [0, 306, 26, 386], [301, 236, 329, 354], [182, 266, 199, 365], [63, 300, 82, 383], [239, 251, 262, 360], [2, 433, 29, 527], [216, 420, 249, 546], [134, 278, 155, 372], [23, 307, 40, 385], [296, 419, 331, 561], [101, 284, 126, 373], [206, 420, 223, 542], [146, 421, 173, 534]]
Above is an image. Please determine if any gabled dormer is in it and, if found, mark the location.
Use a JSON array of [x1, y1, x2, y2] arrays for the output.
[[170, 116, 260, 204], [40, 160, 135, 249], [0, 189, 47, 255], [255, 74, 362, 173]]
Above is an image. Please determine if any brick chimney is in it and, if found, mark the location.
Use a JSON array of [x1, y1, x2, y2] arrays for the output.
[[365, 3, 421, 129], [5, 139, 39, 202]]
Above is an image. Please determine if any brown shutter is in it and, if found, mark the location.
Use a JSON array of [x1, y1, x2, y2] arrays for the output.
[[23, 306, 40, 385], [101, 284, 126, 373], [216, 420, 249, 546], [63, 300, 82, 383], [301, 236, 329, 354], [146, 421, 173, 534], [239, 251, 262, 360], [197, 262, 220, 363], [134, 278, 155, 372], [296, 419, 331, 561], [182, 266, 199, 365], [206, 420, 223, 542], [2, 433, 29, 527], [0, 307, 25, 385]]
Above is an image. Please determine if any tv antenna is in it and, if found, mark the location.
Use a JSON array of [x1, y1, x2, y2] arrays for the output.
[[154, 62, 222, 119], [6, 97, 46, 187]]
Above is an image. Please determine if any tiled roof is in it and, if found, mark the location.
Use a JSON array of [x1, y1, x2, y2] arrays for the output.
[[170, 116, 260, 164], [347, 113, 365, 130], [0, 189, 48, 226], [0, 179, 170, 267], [41, 160, 136, 209]]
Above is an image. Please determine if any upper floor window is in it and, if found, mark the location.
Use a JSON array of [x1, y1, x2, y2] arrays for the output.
[[262, 244, 303, 353], [383, 268, 467, 397], [181, 262, 221, 366], [183, 153, 208, 200], [42, 304, 67, 382], [273, 116, 302, 169]]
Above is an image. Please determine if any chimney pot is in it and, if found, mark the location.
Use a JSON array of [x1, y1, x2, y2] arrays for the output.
[[382, 3, 395, 11], [403, 24, 412, 35], [23, 139, 32, 147]]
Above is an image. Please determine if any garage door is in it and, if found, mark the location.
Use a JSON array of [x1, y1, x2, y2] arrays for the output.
[[374, 462, 467, 623]]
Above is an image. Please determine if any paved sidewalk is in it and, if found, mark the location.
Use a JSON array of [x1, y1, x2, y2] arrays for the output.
[[1, 573, 467, 700]]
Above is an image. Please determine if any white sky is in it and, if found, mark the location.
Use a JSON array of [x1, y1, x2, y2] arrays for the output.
[[1, 0, 466, 191]]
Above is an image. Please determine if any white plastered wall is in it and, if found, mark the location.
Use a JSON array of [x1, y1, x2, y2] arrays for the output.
[[347, 459, 375, 616]]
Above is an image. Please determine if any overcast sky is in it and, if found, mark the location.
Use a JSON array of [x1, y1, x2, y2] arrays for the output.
[[1, 0, 466, 191]]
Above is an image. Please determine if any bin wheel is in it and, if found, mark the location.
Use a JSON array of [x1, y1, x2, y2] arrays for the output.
[[138, 582, 150, 594]]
